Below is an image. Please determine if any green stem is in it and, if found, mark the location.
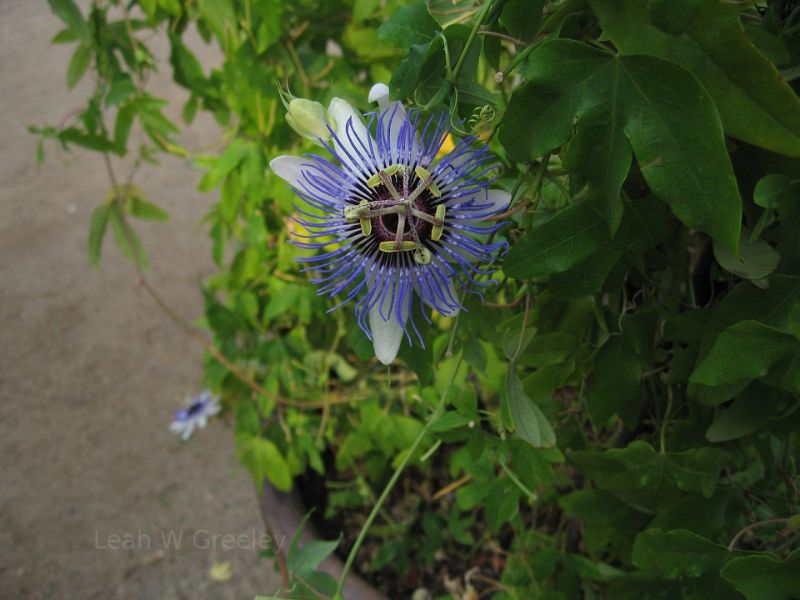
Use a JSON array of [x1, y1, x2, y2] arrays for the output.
[[333, 355, 464, 598], [452, 0, 494, 80]]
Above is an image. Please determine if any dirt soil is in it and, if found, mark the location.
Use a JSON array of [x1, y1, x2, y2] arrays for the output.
[[0, 2, 283, 598]]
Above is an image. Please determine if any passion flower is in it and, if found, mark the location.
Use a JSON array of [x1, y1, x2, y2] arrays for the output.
[[270, 84, 509, 364]]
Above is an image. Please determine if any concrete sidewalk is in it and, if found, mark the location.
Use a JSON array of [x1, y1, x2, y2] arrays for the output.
[[0, 2, 281, 598]]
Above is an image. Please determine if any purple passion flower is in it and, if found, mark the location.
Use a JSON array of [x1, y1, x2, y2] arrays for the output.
[[169, 391, 220, 441], [270, 84, 509, 364]]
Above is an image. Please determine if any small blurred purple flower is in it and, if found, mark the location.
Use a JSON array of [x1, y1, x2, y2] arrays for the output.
[[169, 391, 221, 441]]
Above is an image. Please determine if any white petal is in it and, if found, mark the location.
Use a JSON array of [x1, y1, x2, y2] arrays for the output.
[[328, 97, 364, 134], [370, 309, 405, 365], [368, 83, 390, 109], [368, 278, 408, 365], [383, 102, 411, 161], [269, 155, 307, 188], [181, 422, 195, 441], [487, 189, 511, 213], [327, 97, 373, 171]]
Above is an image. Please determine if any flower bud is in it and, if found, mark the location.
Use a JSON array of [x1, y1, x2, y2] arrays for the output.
[[285, 98, 331, 143]]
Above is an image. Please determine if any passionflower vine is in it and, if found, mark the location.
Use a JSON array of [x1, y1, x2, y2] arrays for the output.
[[270, 84, 510, 365], [169, 391, 220, 441]]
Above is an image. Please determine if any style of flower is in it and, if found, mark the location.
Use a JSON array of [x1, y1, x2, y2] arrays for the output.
[[169, 391, 221, 441], [270, 84, 509, 364]]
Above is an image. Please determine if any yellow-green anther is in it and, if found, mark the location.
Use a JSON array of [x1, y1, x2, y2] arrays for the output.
[[431, 204, 446, 241], [367, 165, 403, 189], [344, 204, 361, 220], [414, 247, 432, 265], [379, 240, 417, 253], [357, 201, 371, 235], [359, 217, 372, 236], [384, 164, 402, 177], [414, 165, 440, 195]]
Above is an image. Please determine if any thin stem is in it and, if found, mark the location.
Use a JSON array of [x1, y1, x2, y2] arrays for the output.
[[445, 289, 470, 358], [486, 197, 529, 221], [478, 29, 527, 46], [452, 0, 494, 80], [432, 474, 472, 501], [659, 385, 673, 453], [333, 354, 464, 598], [495, 153, 550, 222], [102, 152, 119, 190], [509, 291, 531, 364], [498, 0, 583, 80], [285, 39, 310, 95], [499, 456, 536, 501], [728, 517, 787, 551]]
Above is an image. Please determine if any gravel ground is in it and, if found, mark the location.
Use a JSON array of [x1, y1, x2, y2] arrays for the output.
[[0, 2, 283, 598]]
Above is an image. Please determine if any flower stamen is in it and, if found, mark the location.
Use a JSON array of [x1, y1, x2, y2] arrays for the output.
[[344, 164, 447, 251]]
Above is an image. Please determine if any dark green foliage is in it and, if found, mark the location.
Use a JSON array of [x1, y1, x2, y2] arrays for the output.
[[41, 0, 800, 598]]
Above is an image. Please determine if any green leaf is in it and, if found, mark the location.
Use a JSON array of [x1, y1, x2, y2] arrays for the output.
[[66, 43, 91, 89], [504, 368, 556, 448], [706, 395, 767, 443], [128, 195, 169, 222], [139, 0, 157, 19], [288, 538, 340, 580], [198, 139, 252, 191], [105, 74, 136, 107], [720, 548, 800, 600], [485, 482, 520, 532], [632, 529, 733, 579], [499, 0, 544, 44], [239, 437, 292, 491], [569, 442, 729, 507], [108, 203, 150, 269], [753, 174, 800, 210], [714, 229, 781, 280], [390, 42, 429, 99], [561, 94, 631, 233], [499, 39, 742, 251], [547, 194, 679, 298], [59, 128, 117, 153], [504, 202, 610, 279], [378, 0, 440, 50], [429, 411, 471, 433], [88, 205, 110, 266], [590, 0, 800, 157], [113, 103, 137, 154], [587, 335, 641, 425], [690, 320, 798, 387], [47, 0, 89, 43], [169, 34, 207, 90], [347, 327, 373, 361], [518, 332, 578, 368], [197, 0, 236, 41], [646, 0, 702, 34], [560, 489, 650, 554]]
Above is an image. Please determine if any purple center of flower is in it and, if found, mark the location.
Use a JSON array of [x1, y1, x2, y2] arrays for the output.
[[365, 171, 435, 243], [186, 399, 206, 417]]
